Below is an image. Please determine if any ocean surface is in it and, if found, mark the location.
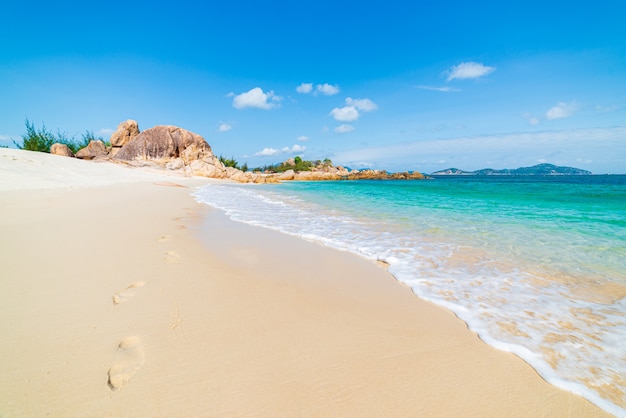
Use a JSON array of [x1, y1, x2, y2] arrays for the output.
[[194, 175, 626, 416]]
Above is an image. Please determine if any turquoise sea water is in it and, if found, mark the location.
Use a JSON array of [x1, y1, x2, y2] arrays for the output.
[[194, 175, 626, 416]]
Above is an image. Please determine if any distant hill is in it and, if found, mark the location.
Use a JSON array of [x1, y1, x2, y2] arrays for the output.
[[431, 163, 592, 176]]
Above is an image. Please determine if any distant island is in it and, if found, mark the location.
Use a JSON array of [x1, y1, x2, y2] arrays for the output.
[[431, 163, 592, 176]]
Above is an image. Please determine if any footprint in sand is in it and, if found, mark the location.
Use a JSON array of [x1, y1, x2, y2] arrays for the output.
[[107, 336, 145, 391], [164, 251, 180, 263], [157, 234, 172, 243], [112, 281, 147, 305]]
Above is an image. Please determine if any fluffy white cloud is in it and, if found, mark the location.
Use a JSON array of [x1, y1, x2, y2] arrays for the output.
[[330, 97, 377, 122], [255, 147, 281, 156], [218, 123, 232, 132], [346, 97, 378, 111], [297, 135, 310, 142], [335, 124, 355, 133], [546, 101, 579, 120], [231, 87, 281, 110], [296, 83, 313, 94], [446, 62, 496, 81], [330, 106, 359, 122], [316, 83, 340, 95], [296, 82, 340, 95], [282, 144, 306, 153], [255, 144, 306, 157]]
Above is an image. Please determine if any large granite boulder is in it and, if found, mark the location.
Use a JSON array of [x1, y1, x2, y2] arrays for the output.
[[50, 143, 74, 157], [76, 140, 108, 160], [114, 125, 227, 178], [279, 169, 296, 180], [115, 125, 205, 161], [109, 120, 140, 157], [110, 119, 140, 148]]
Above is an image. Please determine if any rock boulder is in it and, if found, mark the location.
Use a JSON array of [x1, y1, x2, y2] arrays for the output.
[[279, 169, 296, 180], [115, 125, 206, 161], [76, 140, 108, 160], [50, 143, 74, 157], [110, 120, 140, 148], [114, 125, 228, 178]]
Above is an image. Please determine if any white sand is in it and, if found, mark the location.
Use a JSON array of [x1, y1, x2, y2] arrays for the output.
[[0, 147, 192, 190], [0, 149, 608, 416]]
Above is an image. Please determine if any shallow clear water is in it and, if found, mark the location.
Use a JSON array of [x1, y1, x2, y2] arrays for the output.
[[194, 175, 626, 416]]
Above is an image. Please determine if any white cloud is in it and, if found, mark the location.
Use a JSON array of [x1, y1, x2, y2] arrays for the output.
[[346, 97, 378, 111], [255, 144, 306, 157], [316, 83, 340, 96], [335, 124, 355, 133], [255, 147, 281, 156], [296, 83, 313, 94], [416, 85, 461, 92], [218, 123, 232, 132], [595, 104, 619, 113], [546, 101, 579, 120], [297, 82, 340, 96], [330, 106, 359, 122], [522, 112, 540, 125], [297, 135, 310, 142], [231, 87, 281, 110], [446, 62, 496, 81], [282, 144, 306, 153], [96, 128, 114, 137], [330, 97, 377, 122]]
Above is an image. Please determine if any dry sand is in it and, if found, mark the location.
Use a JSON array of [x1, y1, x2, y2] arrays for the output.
[[0, 149, 609, 417]]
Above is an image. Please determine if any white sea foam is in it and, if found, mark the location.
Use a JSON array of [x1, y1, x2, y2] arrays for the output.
[[193, 182, 626, 416]]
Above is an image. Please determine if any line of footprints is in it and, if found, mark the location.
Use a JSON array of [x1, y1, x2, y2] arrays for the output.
[[107, 234, 179, 391]]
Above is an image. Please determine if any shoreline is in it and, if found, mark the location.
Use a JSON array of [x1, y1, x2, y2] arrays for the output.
[[0, 149, 610, 416]]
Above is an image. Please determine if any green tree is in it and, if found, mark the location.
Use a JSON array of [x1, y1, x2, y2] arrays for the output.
[[293, 156, 312, 172], [14, 120, 106, 154], [219, 155, 239, 169], [15, 119, 56, 152]]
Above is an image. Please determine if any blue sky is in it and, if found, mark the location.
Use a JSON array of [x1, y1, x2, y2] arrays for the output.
[[1, 0, 625, 173]]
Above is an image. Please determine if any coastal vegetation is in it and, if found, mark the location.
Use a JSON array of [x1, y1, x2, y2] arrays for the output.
[[218, 155, 248, 172], [14, 119, 108, 154], [254, 156, 334, 173]]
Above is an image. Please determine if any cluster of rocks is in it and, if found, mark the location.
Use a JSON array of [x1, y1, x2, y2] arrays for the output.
[[49, 120, 424, 183], [50, 120, 243, 180], [276, 163, 425, 181]]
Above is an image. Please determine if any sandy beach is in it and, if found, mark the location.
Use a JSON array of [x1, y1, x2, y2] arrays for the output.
[[0, 149, 609, 417]]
